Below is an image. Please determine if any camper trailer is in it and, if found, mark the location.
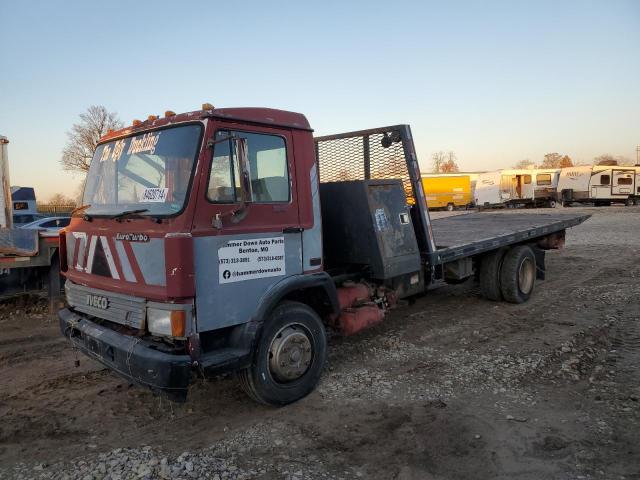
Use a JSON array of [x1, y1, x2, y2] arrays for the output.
[[475, 169, 560, 208], [557, 165, 640, 206], [421, 173, 478, 210]]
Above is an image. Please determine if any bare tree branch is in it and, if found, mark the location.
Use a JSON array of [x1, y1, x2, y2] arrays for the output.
[[60, 105, 124, 173]]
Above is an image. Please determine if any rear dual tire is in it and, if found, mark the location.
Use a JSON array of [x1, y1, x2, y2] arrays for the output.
[[499, 246, 536, 303], [479, 245, 536, 304]]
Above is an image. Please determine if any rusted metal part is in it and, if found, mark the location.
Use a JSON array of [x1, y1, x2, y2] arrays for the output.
[[336, 281, 370, 310], [338, 305, 385, 336], [537, 230, 566, 250]]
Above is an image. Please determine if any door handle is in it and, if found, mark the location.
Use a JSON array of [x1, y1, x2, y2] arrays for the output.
[[283, 227, 304, 234]]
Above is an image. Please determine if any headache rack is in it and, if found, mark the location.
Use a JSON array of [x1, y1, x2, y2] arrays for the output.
[[314, 125, 436, 258]]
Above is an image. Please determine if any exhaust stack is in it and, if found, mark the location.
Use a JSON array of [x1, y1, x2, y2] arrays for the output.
[[0, 136, 12, 229]]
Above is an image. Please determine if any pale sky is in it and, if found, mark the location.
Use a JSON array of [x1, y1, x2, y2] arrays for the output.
[[1, 0, 638, 201]]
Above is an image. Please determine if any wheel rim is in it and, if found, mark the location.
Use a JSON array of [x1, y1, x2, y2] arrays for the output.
[[518, 257, 535, 294], [268, 324, 313, 383]]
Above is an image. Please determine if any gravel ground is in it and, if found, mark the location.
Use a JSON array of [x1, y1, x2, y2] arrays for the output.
[[0, 206, 639, 480]]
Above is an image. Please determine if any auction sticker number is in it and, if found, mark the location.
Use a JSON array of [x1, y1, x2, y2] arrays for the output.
[[140, 187, 168, 203], [218, 237, 286, 284]]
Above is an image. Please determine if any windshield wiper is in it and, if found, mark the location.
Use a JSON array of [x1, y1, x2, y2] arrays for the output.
[[109, 209, 150, 222]]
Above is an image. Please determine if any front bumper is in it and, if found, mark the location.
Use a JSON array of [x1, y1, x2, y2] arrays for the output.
[[59, 308, 192, 401]]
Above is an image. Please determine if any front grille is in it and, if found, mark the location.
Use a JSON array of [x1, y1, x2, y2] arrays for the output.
[[65, 281, 146, 329]]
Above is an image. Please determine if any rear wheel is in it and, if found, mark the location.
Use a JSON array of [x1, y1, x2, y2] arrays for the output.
[[479, 248, 508, 301], [238, 301, 327, 406], [446, 203, 455, 212], [499, 245, 536, 303], [625, 198, 634, 207]]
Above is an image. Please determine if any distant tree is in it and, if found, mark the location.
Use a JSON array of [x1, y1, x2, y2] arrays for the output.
[[593, 154, 617, 166], [559, 155, 573, 168], [514, 159, 536, 169], [615, 155, 635, 166], [47, 193, 77, 206], [61, 105, 124, 173], [433, 151, 459, 173], [541, 152, 573, 168], [432, 151, 446, 173]]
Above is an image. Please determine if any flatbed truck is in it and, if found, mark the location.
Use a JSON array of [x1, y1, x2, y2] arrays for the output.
[[59, 106, 589, 404], [0, 135, 61, 301]]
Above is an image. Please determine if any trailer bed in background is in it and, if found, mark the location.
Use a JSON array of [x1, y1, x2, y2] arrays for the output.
[[431, 212, 590, 264]]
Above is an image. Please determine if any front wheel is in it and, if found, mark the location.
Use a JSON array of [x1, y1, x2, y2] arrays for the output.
[[238, 301, 327, 406], [446, 203, 455, 212]]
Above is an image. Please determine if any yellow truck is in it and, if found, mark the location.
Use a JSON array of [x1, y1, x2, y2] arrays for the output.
[[421, 174, 476, 211]]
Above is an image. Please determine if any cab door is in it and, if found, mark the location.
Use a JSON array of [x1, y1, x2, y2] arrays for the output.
[[191, 123, 302, 331]]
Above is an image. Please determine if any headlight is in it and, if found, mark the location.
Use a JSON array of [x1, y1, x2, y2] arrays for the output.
[[147, 305, 190, 338]]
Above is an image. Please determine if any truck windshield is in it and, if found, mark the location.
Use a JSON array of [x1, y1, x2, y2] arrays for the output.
[[82, 124, 202, 216]]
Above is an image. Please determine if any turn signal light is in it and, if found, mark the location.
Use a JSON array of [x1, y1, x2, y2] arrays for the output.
[[170, 310, 186, 337], [202, 103, 214, 110]]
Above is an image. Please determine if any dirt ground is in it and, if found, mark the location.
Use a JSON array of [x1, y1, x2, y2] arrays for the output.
[[0, 206, 639, 480]]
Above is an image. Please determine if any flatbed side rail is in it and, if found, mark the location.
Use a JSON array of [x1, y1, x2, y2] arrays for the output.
[[432, 214, 590, 264], [314, 125, 437, 259]]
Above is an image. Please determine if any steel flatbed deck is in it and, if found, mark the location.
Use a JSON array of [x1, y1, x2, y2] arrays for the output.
[[430, 212, 590, 264]]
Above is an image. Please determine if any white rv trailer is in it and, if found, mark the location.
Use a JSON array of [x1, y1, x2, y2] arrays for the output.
[[557, 165, 640, 206], [475, 168, 561, 208]]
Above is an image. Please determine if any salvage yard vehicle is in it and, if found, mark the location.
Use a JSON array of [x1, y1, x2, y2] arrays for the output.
[[0, 135, 62, 301], [420, 173, 477, 211], [475, 168, 561, 208], [59, 106, 589, 405], [557, 165, 640, 206]]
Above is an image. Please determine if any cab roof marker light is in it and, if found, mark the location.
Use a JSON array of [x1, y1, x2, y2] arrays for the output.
[[202, 103, 214, 110], [164, 110, 176, 118], [132, 119, 142, 127], [148, 115, 158, 121]]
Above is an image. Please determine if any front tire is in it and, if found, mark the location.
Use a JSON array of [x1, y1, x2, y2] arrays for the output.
[[499, 245, 536, 303], [238, 301, 327, 406], [446, 203, 455, 212]]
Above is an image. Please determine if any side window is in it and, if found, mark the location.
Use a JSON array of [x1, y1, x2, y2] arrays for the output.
[[207, 131, 241, 203], [536, 174, 551, 186], [618, 177, 632, 185], [247, 133, 289, 202], [600, 174, 610, 185], [206, 130, 290, 203]]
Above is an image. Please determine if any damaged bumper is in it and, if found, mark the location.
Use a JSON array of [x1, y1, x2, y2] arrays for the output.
[[59, 308, 192, 401]]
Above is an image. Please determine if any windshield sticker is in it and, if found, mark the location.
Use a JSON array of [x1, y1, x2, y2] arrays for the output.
[[218, 237, 286, 284], [140, 187, 168, 203], [128, 132, 161, 156]]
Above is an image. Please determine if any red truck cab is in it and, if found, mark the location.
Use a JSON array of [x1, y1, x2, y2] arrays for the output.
[[60, 106, 337, 404]]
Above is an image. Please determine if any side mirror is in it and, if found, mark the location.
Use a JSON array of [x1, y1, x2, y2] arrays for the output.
[[231, 137, 251, 223], [233, 137, 252, 204]]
